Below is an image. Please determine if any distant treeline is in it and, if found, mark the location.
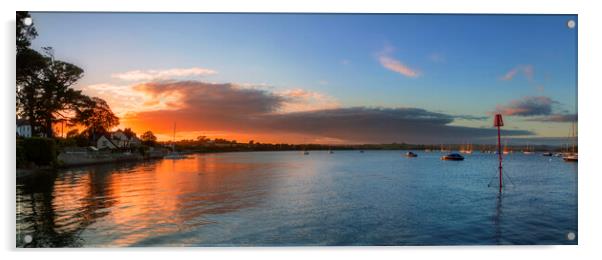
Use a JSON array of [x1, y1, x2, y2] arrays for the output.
[[164, 139, 572, 153]]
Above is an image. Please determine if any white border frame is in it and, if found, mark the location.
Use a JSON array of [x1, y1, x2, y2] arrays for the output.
[[2, 0, 600, 259]]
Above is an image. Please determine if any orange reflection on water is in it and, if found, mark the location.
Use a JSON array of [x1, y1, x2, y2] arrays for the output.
[[40, 154, 275, 246]]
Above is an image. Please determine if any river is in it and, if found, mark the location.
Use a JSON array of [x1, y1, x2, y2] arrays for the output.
[[16, 150, 578, 247]]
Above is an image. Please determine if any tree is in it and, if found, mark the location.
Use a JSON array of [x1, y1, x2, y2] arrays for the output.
[[16, 11, 37, 51], [196, 135, 209, 144], [16, 45, 91, 137], [16, 13, 98, 138], [141, 131, 157, 146], [122, 128, 137, 147], [65, 129, 79, 138], [72, 97, 119, 142], [16, 11, 47, 133]]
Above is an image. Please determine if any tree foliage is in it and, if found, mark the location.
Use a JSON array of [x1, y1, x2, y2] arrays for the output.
[[16, 13, 120, 139], [141, 131, 157, 146], [72, 97, 119, 141], [16, 11, 37, 51]]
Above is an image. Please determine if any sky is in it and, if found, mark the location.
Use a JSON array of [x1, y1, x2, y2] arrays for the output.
[[28, 13, 577, 144]]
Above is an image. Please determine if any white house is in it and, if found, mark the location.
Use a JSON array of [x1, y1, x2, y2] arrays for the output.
[[96, 135, 118, 149], [110, 130, 141, 148], [16, 119, 32, 138]]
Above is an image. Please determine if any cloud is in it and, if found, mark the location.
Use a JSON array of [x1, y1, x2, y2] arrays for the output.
[[134, 81, 285, 115], [84, 83, 148, 116], [500, 65, 534, 81], [495, 96, 556, 116], [277, 88, 339, 112], [377, 46, 420, 78], [112, 67, 217, 81], [452, 114, 489, 121], [526, 114, 577, 123], [122, 80, 531, 144]]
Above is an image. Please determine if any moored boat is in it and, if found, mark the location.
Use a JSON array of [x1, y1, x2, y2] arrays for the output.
[[441, 153, 464, 161], [542, 152, 553, 157], [523, 143, 535, 154], [563, 121, 578, 162], [563, 153, 578, 162], [405, 151, 418, 157], [165, 122, 188, 160]]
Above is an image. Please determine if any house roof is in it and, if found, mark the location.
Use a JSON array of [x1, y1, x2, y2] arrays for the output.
[[96, 135, 119, 148], [16, 119, 30, 126]]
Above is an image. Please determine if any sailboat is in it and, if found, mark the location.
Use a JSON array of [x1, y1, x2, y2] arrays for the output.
[[502, 141, 510, 155], [301, 139, 310, 155], [523, 143, 534, 155], [563, 121, 578, 162], [464, 143, 473, 154], [164, 122, 187, 159]]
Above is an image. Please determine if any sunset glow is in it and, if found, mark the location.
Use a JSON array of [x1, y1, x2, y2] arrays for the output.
[[28, 13, 577, 144]]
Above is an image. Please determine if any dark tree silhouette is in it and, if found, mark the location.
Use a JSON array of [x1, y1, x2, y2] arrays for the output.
[[16, 13, 94, 138], [122, 128, 137, 147], [196, 135, 209, 144], [16, 11, 47, 133], [141, 131, 157, 146], [72, 97, 119, 142], [16, 11, 37, 51]]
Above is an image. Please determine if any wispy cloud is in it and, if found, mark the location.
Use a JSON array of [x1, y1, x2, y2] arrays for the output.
[[377, 45, 420, 78], [112, 67, 217, 81], [500, 65, 534, 81]]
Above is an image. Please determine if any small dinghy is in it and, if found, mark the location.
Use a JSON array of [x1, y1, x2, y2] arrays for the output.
[[405, 151, 418, 157], [563, 153, 578, 162], [542, 152, 553, 157], [441, 153, 464, 161]]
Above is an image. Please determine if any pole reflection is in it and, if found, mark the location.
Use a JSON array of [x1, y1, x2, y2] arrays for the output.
[[493, 191, 503, 244]]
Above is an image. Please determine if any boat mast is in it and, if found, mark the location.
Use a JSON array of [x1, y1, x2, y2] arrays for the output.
[[172, 122, 176, 152], [571, 121, 576, 154]]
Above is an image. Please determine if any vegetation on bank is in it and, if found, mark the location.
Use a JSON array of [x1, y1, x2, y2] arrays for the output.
[[165, 137, 570, 154], [17, 137, 57, 168], [15, 12, 157, 169]]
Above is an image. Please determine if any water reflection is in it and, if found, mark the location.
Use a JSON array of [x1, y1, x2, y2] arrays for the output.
[[16, 151, 577, 247], [17, 155, 276, 247], [493, 192, 503, 244]]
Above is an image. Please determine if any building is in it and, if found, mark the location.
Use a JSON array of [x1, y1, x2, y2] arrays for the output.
[[96, 135, 119, 150], [16, 119, 32, 138], [110, 130, 141, 148]]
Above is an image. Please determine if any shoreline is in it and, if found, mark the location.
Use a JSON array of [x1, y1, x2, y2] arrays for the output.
[[17, 148, 573, 177]]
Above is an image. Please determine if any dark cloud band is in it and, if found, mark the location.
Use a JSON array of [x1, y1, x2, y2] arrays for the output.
[[126, 81, 533, 143]]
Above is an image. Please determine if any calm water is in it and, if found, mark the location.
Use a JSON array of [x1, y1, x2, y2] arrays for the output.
[[16, 151, 577, 247]]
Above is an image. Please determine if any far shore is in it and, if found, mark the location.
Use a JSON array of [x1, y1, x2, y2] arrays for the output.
[[17, 144, 575, 178]]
